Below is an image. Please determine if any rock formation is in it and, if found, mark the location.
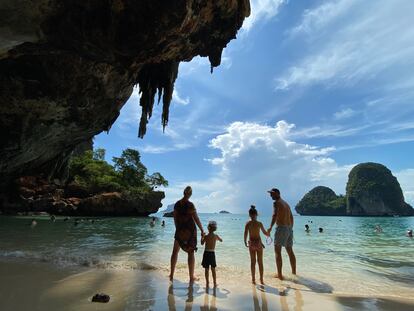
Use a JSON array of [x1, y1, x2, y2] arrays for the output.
[[0, 0, 250, 183], [295, 186, 347, 216], [0, 176, 164, 216], [346, 163, 413, 216], [296, 163, 414, 216]]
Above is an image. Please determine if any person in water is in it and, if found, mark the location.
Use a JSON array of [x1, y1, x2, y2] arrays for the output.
[[150, 217, 156, 227], [407, 229, 413, 237], [305, 224, 310, 232], [244, 205, 269, 284], [30, 219, 37, 227], [169, 186, 205, 283], [267, 188, 296, 280], [161, 220, 165, 227], [201, 221, 222, 287], [319, 227, 323, 233]]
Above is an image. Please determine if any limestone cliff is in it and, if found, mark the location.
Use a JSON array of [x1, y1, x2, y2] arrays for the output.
[[295, 186, 347, 216], [296, 163, 414, 216], [0, 0, 250, 182], [346, 163, 413, 216]]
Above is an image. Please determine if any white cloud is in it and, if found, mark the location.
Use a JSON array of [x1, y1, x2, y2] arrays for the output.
[[242, 0, 286, 31], [333, 108, 357, 120], [289, 0, 356, 36], [172, 90, 189, 106], [276, 0, 414, 90], [165, 120, 352, 213]]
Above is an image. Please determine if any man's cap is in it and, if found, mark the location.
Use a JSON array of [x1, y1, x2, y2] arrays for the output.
[[267, 188, 280, 194]]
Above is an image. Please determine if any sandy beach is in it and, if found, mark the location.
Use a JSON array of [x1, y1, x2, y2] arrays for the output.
[[1, 259, 413, 311]]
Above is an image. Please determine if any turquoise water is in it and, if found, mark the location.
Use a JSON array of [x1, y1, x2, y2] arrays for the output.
[[0, 214, 413, 298]]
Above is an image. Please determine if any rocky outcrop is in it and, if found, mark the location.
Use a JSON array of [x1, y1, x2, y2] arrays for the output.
[[0, 0, 250, 182], [295, 186, 347, 216], [163, 203, 175, 217], [296, 163, 414, 216], [0, 176, 164, 216], [346, 163, 414, 216]]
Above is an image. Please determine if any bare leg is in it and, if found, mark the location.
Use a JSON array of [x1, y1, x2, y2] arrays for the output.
[[212, 267, 217, 287], [257, 247, 264, 284], [188, 250, 196, 283], [286, 247, 297, 275], [275, 245, 283, 280], [205, 268, 209, 287], [249, 248, 257, 284], [169, 240, 180, 281]]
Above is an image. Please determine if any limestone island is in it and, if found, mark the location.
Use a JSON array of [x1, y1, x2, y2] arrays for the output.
[[296, 162, 414, 217], [219, 210, 231, 214]]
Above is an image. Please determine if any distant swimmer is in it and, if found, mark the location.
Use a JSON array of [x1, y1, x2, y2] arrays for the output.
[[161, 220, 165, 227], [50, 215, 56, 222], [150, 217, 156, 227], [374, 225, 383, 233], [305, 224, 310, 233], [407, 229, 413, 237], [63, 217, 70, 222], [30, 219, 37, 227], [318, 227, 323, 233]]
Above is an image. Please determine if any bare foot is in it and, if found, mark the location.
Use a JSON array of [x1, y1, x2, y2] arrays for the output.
[[260, 279, 265, 285], [252, 279, 256, 284], [213, 283, 218, 288], [169, 274, 173, 282], [189, 277, 199, 284], [277, 274, 284, 281]]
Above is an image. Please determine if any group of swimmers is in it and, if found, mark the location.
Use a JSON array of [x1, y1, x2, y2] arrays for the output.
[[150, 217, 165, 227]]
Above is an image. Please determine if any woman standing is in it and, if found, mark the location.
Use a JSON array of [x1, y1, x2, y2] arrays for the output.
[[169, 186, 205, 283]]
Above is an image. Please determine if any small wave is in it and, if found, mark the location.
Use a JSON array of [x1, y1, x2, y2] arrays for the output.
[[0, 250, 158, 271]]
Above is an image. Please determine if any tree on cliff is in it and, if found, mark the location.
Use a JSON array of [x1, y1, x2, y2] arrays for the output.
[[69, 148, 168, 194], [295, 186, 346, 216]]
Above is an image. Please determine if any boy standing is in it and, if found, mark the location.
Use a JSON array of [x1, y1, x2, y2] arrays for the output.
[[201, 221, 222, 287]]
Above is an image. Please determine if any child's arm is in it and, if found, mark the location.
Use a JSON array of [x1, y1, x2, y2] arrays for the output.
[[260, 222, 270, 237], [244, 222, 249, 247], [216, 234, 223, 242]]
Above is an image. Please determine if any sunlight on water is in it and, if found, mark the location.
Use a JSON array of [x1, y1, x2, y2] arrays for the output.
[[1, 214, 413, 298]]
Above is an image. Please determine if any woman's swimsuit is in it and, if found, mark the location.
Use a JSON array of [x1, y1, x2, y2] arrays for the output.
[[174, 199, 197, 252]]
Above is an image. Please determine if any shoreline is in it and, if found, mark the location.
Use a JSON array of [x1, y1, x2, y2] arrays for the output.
[[1, 259, 413, 311]]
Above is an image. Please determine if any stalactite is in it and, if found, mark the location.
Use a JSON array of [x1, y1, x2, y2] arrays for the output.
[[136, 61, 179, 138]]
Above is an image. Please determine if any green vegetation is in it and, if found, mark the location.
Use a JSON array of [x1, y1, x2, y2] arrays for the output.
[[295, 186, 346, 216], [69, 148, 168, 195], [346, 162, 403, 211]]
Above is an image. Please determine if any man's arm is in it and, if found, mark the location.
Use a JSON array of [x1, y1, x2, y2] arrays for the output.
[[216, 234, 223, 242], [267, 203, 277, 233]]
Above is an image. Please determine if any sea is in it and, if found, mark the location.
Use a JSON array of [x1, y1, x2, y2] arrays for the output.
[[0, 214, 413, 299]]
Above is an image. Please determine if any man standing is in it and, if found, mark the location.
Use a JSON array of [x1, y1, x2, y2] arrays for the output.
[[267, 188, 296, 280]]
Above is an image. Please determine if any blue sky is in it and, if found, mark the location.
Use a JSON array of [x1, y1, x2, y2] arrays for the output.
[[96, 0, 414, 213]]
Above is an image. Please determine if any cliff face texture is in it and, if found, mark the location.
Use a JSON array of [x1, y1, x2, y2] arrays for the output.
[[346, 163, 413, 216], [0, 0, 250, 181], [296, 163, 414, 216], [295, 186, 346, 216], [2, 176, 164, 216]]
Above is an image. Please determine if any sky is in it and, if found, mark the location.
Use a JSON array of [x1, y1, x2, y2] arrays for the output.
[[95, 0, 414, 214]]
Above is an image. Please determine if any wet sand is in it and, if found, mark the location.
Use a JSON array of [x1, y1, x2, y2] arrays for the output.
[[0, 260, 413, 311]]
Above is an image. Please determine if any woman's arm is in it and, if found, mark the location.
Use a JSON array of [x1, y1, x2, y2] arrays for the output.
[[192, 209, 205, 236]]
